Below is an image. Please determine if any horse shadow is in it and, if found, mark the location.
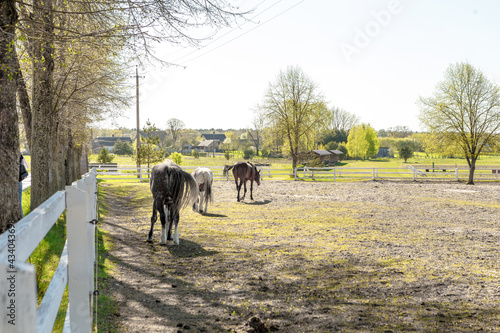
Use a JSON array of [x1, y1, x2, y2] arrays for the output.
[[243, 199, 271, 206], [200, 212, 227, 218], [152, 239, 219, 258]]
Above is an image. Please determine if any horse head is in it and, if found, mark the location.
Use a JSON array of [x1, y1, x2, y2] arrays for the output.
[[254, 168, 261, 186]]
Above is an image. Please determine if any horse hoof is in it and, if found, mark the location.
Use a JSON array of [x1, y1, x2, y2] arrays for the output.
[[147, 238, 153, 243]]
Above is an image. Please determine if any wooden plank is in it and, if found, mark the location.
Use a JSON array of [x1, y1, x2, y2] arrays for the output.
[[0, 191, 65, 263], [66, 185, 92, 333], [36, 241, 69, 333], [0, 261, 37, 332]]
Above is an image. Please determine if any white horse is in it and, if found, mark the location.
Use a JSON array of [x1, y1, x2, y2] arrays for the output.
[[191, 167, 213, 213]]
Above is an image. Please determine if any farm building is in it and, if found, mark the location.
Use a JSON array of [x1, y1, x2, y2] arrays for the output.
[[377, 147, 392, 158], [195, 139, 221, 152], [201, 133, 226, 141], [298, 149, 343, 165], [91, 136, 133, 154]]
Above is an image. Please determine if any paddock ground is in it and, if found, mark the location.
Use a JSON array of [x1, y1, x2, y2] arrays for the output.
[[97, 179, 500, 332]]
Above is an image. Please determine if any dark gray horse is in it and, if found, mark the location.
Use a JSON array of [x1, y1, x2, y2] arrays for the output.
[[148, 160, 198, 245]]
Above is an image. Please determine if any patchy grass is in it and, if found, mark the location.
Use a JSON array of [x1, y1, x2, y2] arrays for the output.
[[96, 179, 500, 332]]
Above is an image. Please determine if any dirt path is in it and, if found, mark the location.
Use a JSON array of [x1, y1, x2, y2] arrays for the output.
[[98, 180, 500, 332]]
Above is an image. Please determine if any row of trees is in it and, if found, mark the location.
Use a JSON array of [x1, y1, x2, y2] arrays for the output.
[[254, 63, 500, 184], [104, 63, 499, 190], [0, 1, 247, 231]]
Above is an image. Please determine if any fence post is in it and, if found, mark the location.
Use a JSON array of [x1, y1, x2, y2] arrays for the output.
[[140, 165, 143, 182], [455, 168, 459, 181], [294, 167, 297, 181], [373, 168, 376, 180], [0, 261, 37, 332], [66, 183, 93, 333], [333, 167, 336, 182], [413, 167, 417, 181]]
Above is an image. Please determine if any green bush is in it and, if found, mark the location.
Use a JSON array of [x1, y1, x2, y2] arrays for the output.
[[192, 150, 200, 159], [170, 152, 183, 165], [261, 148, 270, 158], [224, 151, 231, 160], [97, 148, 114, 163], [243, 147, 255, 160]]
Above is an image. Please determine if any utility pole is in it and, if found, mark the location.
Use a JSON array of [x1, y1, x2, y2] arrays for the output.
[[134, 66, 145, 178]]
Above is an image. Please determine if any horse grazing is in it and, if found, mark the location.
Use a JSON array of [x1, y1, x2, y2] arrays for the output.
[[191, 167, 213, 213], [224, 161, 261, 202], [148, 160, 198, 245]]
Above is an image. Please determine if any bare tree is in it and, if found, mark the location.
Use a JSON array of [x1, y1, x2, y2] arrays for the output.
[[419, 62, 500, 184], [247, 111, 266, 157], [167, 118, 185, 143], [330, 107, 359, 132], [260, 66, 329, 169]]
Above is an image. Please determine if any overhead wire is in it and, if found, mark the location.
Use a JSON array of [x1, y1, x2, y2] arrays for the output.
[[171, 0, 306, 66]]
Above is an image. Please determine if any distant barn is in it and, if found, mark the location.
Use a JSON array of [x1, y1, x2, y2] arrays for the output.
[[298, 149, 343, 165], [91, 136, 133, 154]]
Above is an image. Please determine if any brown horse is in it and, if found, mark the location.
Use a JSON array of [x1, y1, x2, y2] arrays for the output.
[[224, 161, 261, 202]]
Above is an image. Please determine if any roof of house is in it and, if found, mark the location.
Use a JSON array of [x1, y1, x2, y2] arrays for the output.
[[197, 139, 219, 147], [329, 150, 344, 155], [312, 150, 332, 156], [201, 133, 226, 141], [92, 136, 132, 147]]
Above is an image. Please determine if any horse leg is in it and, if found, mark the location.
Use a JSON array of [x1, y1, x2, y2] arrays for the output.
[[250, 179, 254, 201], [147, 199, 158, 242], [198, 192, 205, 213], [159, 204, 168, 245], [172, 210, 180, 245], [242, 180, 247, 201], [203, 191, 208, 213]]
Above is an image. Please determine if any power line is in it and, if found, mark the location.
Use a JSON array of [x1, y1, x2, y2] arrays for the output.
[[173, 0, 306, 65]]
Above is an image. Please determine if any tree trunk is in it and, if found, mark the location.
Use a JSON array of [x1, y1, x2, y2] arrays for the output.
[[13, 49, 32, 150], [0, 0, 21, 232], [467, 157, 476, 185], [30, 0, 55, 209]]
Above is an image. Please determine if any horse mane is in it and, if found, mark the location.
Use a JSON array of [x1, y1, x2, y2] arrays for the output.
[[150, 160, 199, 212]]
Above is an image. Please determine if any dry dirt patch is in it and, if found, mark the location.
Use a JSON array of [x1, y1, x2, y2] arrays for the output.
[[98, 180, 500, 332]]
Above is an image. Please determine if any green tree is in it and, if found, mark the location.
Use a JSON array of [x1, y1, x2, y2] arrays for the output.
[[137, 119, 165, 173], [419, 62, 500, 184], [336, 143, 348, 161], [365, 125, 380, 158], [259, 65, 329, 169], [113, 139, 134, 155], [397, 141, 414, 163], [346, 124, 379, 159], [97, 148, 114, 163]]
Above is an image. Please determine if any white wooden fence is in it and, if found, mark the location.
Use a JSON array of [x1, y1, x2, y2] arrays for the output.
[[91, 164, 500, 182], [91, 164, 275, 181], [0, 169, 98, 333], [294, 166, 500, 182]]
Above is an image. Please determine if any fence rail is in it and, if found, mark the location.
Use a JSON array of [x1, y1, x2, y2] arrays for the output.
[[0, 169, 98, 333], [91, 164, 499, 182]]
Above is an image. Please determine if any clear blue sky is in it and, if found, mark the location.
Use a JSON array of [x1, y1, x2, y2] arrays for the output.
[[104, 0, 500, 132]]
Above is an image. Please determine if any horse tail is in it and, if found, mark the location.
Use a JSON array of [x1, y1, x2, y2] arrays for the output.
[[172, 169, 199, 212], [222, 165, 234, 177], [205, 172, 213, 203]]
